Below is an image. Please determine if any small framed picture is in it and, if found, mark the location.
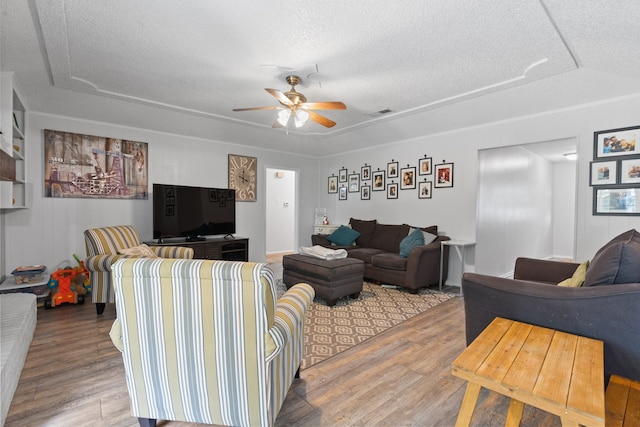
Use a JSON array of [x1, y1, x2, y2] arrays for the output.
[[594, 187, 640, 215], [419, 157, 432, 175], [400, 167, 416, 190], [594, 125, 639, 159], [339, 186, 348, 200], [372, 170, 385, 191], [361, 185, 370, 200], [418, 181, 432, 199], [361, 165, 371, 181], [209, 190, 218, 202], [590, 160, 617, 186], [620, 158, 640, 185], [339, 168, 348, 182], [328, 176, 338, 193], [434, 163, 454, 188], [387, 182, 398, 199], [387, 161, 399, 178], [348, 173, 360, 192]]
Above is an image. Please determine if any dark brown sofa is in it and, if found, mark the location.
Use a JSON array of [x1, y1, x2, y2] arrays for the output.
[[311, 218, 449, 293], [462, 229, 640, 384]]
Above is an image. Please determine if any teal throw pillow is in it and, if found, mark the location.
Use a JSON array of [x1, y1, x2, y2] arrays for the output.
[[327, 225, 361, 246], [399, 228, 425, 258]]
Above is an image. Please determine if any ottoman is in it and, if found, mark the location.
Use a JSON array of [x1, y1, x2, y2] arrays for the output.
[[282, 254, 364, 306]]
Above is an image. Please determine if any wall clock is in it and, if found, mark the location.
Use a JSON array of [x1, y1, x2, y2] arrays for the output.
[[228, 154, 257, 201]]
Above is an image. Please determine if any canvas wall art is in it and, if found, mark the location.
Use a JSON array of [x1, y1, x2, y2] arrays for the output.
[[44, 129, 148, 199]]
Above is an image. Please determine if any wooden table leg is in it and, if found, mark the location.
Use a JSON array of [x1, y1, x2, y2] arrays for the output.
[[505, 398, 524, 426], [456, 382, 482, 426]]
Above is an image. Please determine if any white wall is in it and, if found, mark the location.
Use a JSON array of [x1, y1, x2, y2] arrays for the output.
[[553, 161, 577, 258], [265, 168, 296, 254], [2, 113, 319, 274], [476, 145, 553, 276], [318, 94, 640, 275]]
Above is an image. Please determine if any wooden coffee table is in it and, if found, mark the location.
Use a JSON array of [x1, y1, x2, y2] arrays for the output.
[[452, 317, 605, 426]]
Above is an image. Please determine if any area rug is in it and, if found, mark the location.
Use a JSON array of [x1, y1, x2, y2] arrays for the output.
[[275, 280, 456, 369]]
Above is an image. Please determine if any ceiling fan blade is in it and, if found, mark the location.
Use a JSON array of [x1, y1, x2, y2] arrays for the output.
[[232, 106, 282, 111], [308, 110, 337, 128], [272, 119, 284, 128], [265, 88, 293, 106], [301, 102, 347, 110]]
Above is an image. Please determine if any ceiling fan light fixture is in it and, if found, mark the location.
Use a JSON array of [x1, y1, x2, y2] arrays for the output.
[[294, 110, 309, 127], [277, 109, 291, 126]]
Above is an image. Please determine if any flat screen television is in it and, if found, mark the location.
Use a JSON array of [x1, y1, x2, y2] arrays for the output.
[[153, 183, 236, 241]]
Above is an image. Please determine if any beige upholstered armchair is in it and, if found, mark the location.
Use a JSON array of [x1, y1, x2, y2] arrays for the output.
[[109, 258, 314, 427], [84, 225, 194, 314]]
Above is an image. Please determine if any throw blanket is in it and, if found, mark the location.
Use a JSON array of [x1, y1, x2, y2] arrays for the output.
[[299, 245, 348, 260]]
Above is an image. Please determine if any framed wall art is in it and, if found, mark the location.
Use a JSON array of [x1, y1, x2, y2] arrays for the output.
[[328, 175, 338, 193], [620, 158, 640, 185], [434, 162, 454, 188], [361, 165, 371, 181], [400, 166, 416, 190], [387, 161, 399, 178], [418, 181, 432, 199], [593, 187, 640, 215], [44, 129, 149, 199], [387, 182, 398, 199], [339, 167, 348, 182], [589, 160, 617, 186], [361, 185, 370, 200], [372, 170, 385, 191], [419, 156, 432, 175], [593, 125, 638, 158], [348, 173, 360, 192], [339, 186, 348, 200]]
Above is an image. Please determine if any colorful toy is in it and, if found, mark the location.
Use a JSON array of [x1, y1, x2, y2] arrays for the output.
[[73, 253, 91, 294]]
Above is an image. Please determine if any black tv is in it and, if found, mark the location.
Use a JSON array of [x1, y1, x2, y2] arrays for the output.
[[153, 183, 236, 241]]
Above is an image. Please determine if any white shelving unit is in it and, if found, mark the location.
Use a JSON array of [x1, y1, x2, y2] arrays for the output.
[[0, 72, 28, 209]]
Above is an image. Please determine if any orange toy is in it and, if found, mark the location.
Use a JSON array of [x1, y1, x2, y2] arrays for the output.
[[46, 268, 85, 308]]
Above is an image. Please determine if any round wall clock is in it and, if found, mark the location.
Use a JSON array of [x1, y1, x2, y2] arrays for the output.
[[228, 154, 257, 201]]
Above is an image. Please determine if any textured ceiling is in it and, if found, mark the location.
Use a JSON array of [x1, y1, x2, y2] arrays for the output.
[[2, 0, 640, 156]]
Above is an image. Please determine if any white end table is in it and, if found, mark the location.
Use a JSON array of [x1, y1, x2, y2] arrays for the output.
[[439, 240, 476, 294]]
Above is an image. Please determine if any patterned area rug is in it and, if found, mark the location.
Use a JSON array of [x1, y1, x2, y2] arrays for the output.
[[276, 280, 456, 369]]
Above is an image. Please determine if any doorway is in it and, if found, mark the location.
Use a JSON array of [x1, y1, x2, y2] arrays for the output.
[[265, 167, 297, 262], [476, 138, 577, 277]]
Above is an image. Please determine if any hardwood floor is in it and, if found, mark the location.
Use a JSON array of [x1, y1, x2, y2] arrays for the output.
[[6, 295, 560, 426]]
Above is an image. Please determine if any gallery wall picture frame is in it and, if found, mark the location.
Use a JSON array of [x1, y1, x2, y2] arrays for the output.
[[361, 165, 371, 181], [400, 166, 416, 190], [419, 157, 432, 175], [593, 187, 640, 215], [339, 186, 348, 200], [434, 162, 454, 188], [348, 173, 360, 192], [339, 167, 348, 182], [418, 181, 432, 199], [593, 125, 639, 159], [387, 161, 399, 178], [328, 176, 338, 193], [361, 185, 371, 200], [387, 182, 398, 199], [372, 170, 385, 191], [589, 160, 618, 186], [620, 158, 640, 185]]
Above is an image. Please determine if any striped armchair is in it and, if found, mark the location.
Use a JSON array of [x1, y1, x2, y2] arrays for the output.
[[109, 258, 314, 427], [84, 225, 194, 314]]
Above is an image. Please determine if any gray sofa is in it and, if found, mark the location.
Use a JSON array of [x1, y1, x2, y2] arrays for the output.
[[462, 229, 640, 384], [312, 218, 449, 293]]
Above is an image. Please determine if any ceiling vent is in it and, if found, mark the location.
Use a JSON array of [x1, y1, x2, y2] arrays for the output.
[[366, 108, 394, 117]]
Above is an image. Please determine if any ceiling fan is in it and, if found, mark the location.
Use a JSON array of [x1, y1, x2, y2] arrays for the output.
[[233, 75, 346, 128]]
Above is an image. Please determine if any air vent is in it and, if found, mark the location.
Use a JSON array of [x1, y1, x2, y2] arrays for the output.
[[366, 108, 394, 117]]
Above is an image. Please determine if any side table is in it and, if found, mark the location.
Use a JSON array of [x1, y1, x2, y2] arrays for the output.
[[439, 240, 476, 294], [313, 224, 339, 235]]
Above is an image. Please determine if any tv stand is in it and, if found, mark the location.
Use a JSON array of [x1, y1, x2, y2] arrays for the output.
[[149, 237, 248, 261]]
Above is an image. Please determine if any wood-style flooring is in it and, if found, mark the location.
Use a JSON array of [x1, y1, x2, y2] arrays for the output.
[[5, 293, 560, 426]]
